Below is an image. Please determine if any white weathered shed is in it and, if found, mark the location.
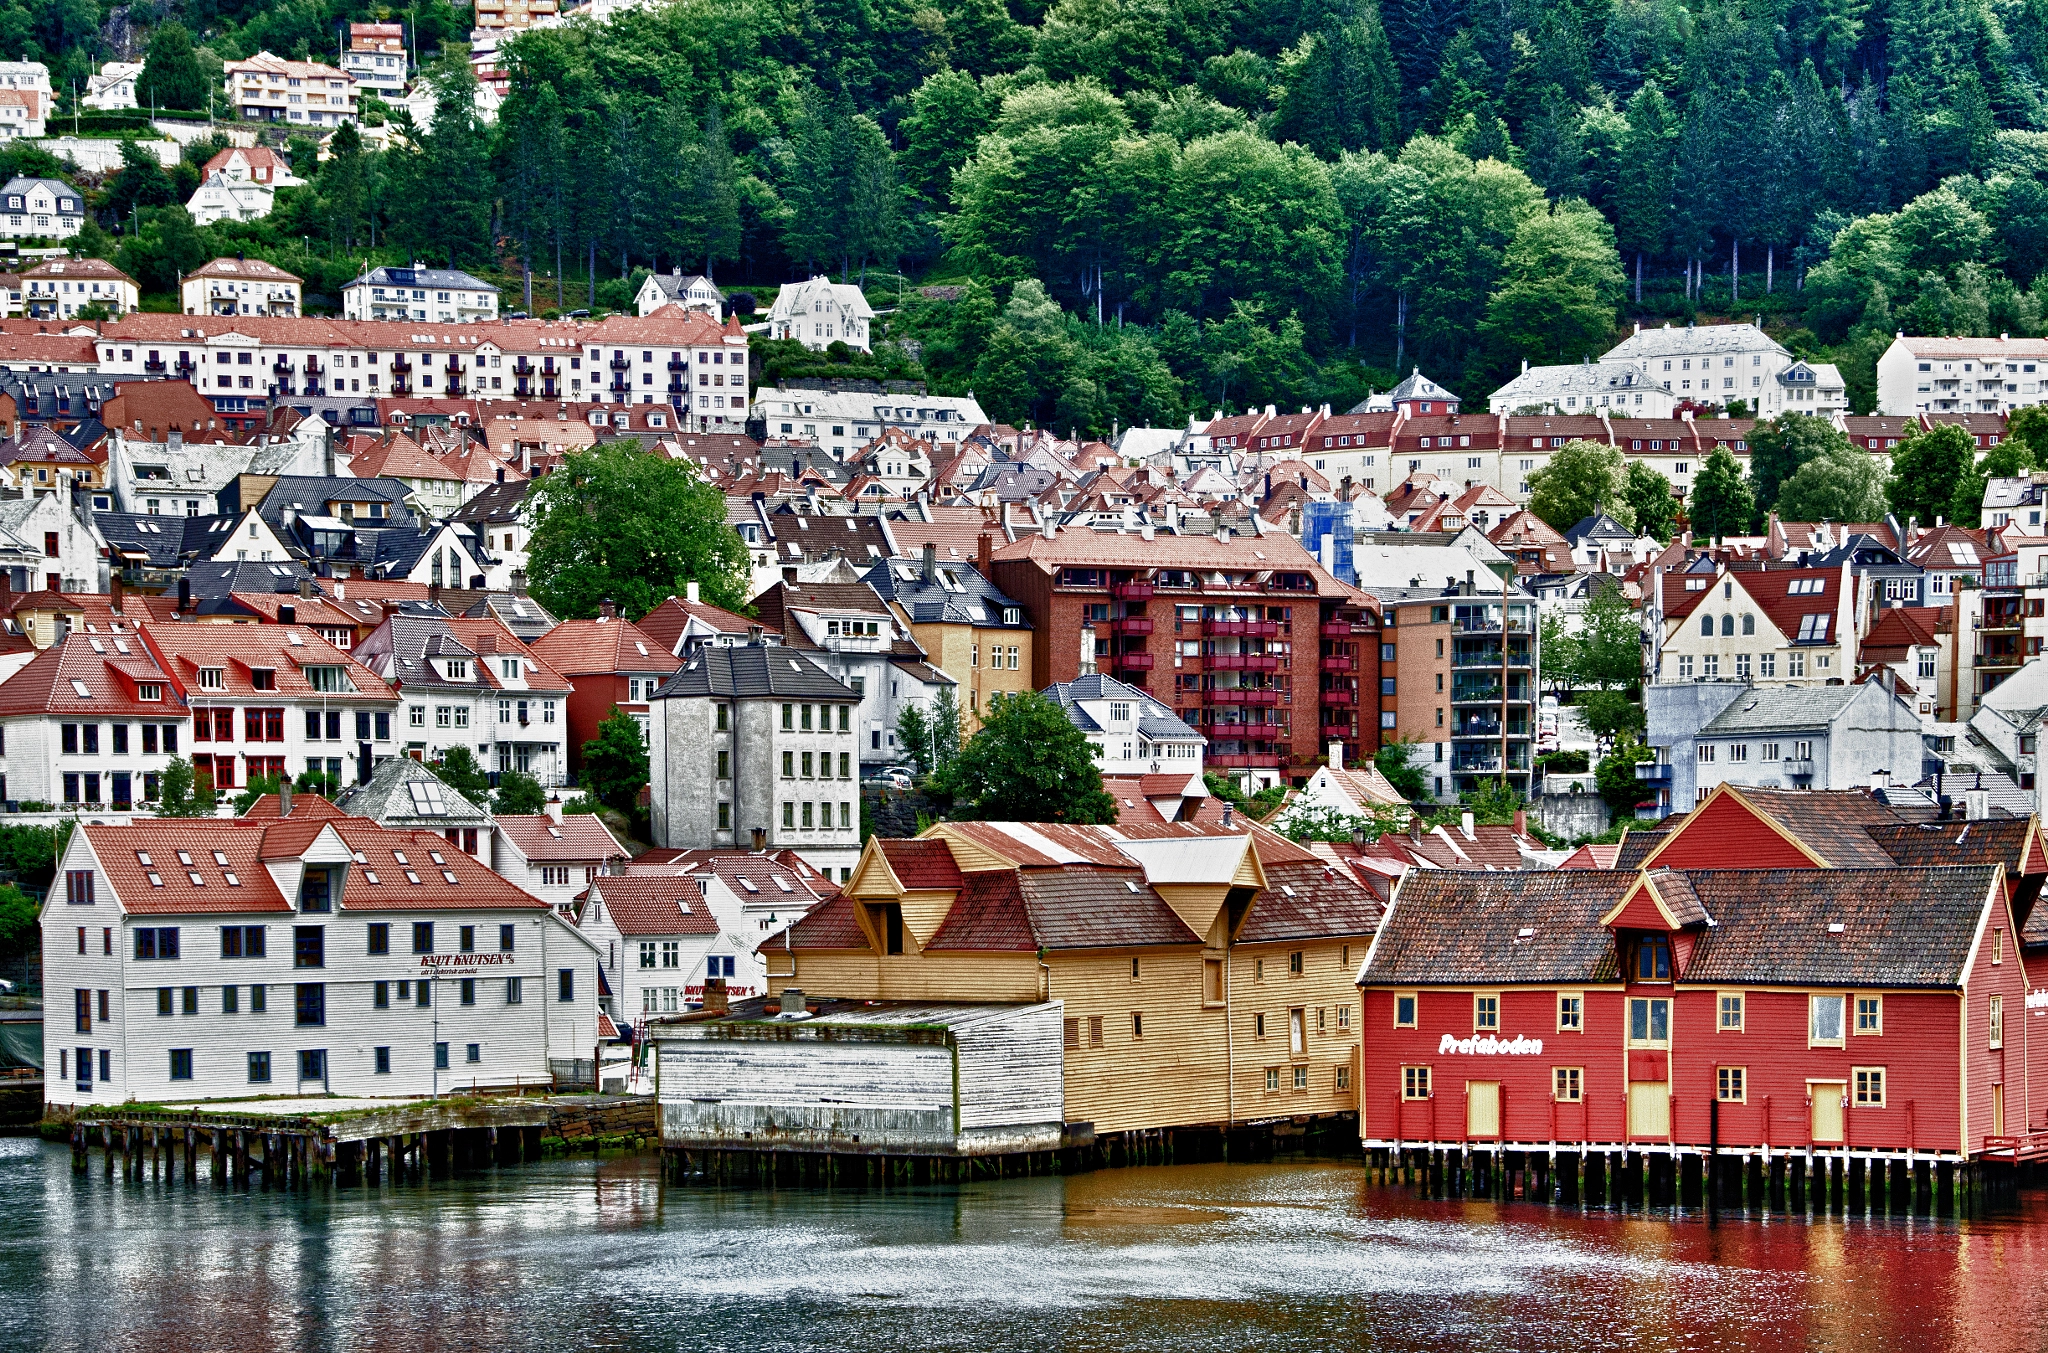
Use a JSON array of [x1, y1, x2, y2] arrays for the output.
[[652, 997, 1064, 1157]]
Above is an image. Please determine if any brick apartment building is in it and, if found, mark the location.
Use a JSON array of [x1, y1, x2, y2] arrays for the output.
[[988, 526, 1380, 788]]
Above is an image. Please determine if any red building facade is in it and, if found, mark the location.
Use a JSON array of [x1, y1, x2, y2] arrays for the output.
[[989, 528, 1380, 785]]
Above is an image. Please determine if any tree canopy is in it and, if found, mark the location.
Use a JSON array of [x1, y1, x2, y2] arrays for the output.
[[941, 690, 1117, 822], [581, 707, 652, 815], [1526, 439, 1633, 533]]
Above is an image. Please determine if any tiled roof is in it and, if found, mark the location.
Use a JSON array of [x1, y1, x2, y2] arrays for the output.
[[141, 622, 396, 703], [785, 892, 868, 947], [922, 869, 1033, 949], [635, 594, 755, 651], [1681, 867, 1998, 987], [1556, 842, 1622, 869], [0, 632, 168, 717], [80, 821, 296, 915], [1236, 857, 1384, 943], [327, 821, 550, 910], [879, 838, 965, 890], [655, 643, 854, 701], [585, 875, 720, 935], [1714, 788, 1907, 868], [1016, 865, 1198, 948], [496, 814, 626, 862], [1864, 818, 2043, 878], [1365, 869, 1630, 986], [529, 616, 679, 676]]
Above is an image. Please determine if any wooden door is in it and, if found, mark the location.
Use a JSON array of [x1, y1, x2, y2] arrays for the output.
[[1628, 1081, 1669, 1137], [1467, 1081, 1500, 1137], [1811, 1082, 1845, 1145], [1993, 1084, 2007, 1138]]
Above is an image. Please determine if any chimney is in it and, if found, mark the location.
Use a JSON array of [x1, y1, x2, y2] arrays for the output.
[[747, 623, 764, 644], [544, 795, 564, 824], [599, 598, 616, 621], [279, 602, 296, 625], [108, 572, 123, 614], [1328, 740, 1343, 771], [177, 577, 191, 613], [1221, 801, 1234, 827], [778, 986, 807, 1016], [976, 531, 993, 575], [701, 976, 728, 1014], [686, 580, 700, 604], [1870, 769, 1890, 793], [751, 826, 768, 851], [921, 542, 936, 581], [1965, 788, 1991, 821], [298, 576, 314, 598], [1461, 810, 1475, 839], [1409, 814, 1422, 842], [278, 780, 293, 818], [1514, 808, 1526, 837]]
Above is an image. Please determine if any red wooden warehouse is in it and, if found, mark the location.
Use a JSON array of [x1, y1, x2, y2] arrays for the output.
[[1358, 859, 2042, 1209]]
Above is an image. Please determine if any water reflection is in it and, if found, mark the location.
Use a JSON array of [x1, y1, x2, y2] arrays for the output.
[[5, 1136, 2048, 1352]]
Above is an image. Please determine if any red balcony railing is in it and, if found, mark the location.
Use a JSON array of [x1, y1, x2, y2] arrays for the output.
[[1110, 581, 1154, 601], [1320, 654, 1356, 673], [1209, 753, 1281, 769], [1205, 687, 1280, 706], [1109, 652, 1154, 671], [1109, 617, 1153, 636], [1320, 620, 1354, 638], [1204, 653, 1280, 672], [1203, 619, 1280, 638], [1320, 688, 1357, 706]]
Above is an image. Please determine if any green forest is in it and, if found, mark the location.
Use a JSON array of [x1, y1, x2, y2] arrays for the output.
[[25, 0, 2048, 430]]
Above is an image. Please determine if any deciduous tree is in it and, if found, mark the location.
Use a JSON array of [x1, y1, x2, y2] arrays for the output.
[[1527, 439, 1633, 533], [940, 691, 1116, 822]]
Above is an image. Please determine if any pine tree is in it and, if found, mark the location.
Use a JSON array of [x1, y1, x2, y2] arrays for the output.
[[1615, 81, 1674, 303]]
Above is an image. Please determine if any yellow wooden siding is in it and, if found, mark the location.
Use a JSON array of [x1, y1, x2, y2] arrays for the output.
[[896, 888, 963, 947], [906, 621, 1035, 734], [1050, 949, 1230, 1135], [793, 950, 1043, 1003], [1230, 939, 1366, 1123], [1151, 883, 1228, 942]]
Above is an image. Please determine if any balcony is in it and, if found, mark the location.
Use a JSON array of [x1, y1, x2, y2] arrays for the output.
[[1318, 722, 1355, 740], [610, 356, 632, 371], [516, 380, 533, 397], [668, 380, 685, 394], [1319, 620, 1353, 638], [1453, 682, 1531, 705], [1319, 688, 1357, 706], [303, 382, 324, 397], [174, 358, 194, 376], [1204, 652, 1278, 672], [304, 358, 322, 375], [142, 359, 165, 374], [1320, 654, 1356, 673], [272, 358, 293, 374], [446, 381, 466, 397], [444, 358, 464, 373], [1109, 616, 1153, 636], [1203, 619, 1279, 638], [667, 358, 686, 372], [1452, 643, 1532, 669], [390, 380, 412, 396], [1782, 758, 1814, 777], [1205, 687, 1279, 706], [1209, 752, 1281, 769], [1109, 651, 1154, 671], [513, 360, 534, 376], [1634, 762, 1673, 786], [542, 381, 558, 397], [609, 378, 630, 394], [391, 357, 412, 372], [1111, 581, 1154, 601]]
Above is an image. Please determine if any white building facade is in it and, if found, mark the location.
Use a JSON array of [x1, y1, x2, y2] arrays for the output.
[[766, 275, 875, 352], [1875, 335, 2048, 415]]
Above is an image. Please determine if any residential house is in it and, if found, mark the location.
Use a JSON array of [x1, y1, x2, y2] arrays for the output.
[[40, 813, 602, 1106], [1488, 357, 1676, 417], [341, 22, 407, 97], [862, 550, 1034, 731], [1043, 673, 1205, 776], [350, 613, 572, 785], [197, 146, 302, 188], [1641, 680, 1926, 815], [22, 259, 138, 320], [636, 271, 722, 317], [0, 424, 103, 499], [186, 173, 275, 226], [225, 53, 357, 126], [0, 176, 83, 241], [751, 578, 953, 769], [0, 630, 184, 807], [494, 813, 630, 913], [528, 606, 683, 770], [82, 61, 141, 110], [181, 258, 302, 316], [1276, 749, 1408, 831], [1603, 321, 1847, 417], [343, 263, 499, 324], [767, 276, 876, 353], [636, 586, 759, 657], [1360, 369, 1461, 416], [1877, 335, 2048, 415], [750, 386, 988, 463], [1652, 563, 1859, 687], [646, 640, 864, 879], [330, 753, 495, 854], [0, 490, 105, 593]]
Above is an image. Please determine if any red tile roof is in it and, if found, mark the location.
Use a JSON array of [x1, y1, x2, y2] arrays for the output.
[[635, 595, 755, 651], [81, 822, 295, 915], [0, 632, 171, 717], [585, 875, 720, 935], [879, 838, 965, 890], [328, 821, 550, 910], [528, 617, 681, 677], [139, 623, 396, 703], [496, 814, 626, 862]]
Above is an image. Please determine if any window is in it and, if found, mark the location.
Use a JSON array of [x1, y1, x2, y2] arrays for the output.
[[500, 924, 515, 952], [134, 927, 180, 960], [168, 1049, 193, 1081], [1990, 994, 2004, 1049], [435, 1042, 450, 1070], [367, 923, 390, 955], [249, 1051, 272, 1083], [1810, 994, 1845, 1046], [1557, 995, 1582, 1031], [1131, 1011, 1144, 1039], [1473, 994, 1498, 1031], [1717, 1067, 1746, 1102], [507, 976, 524, 1004], [559, 969, 575, 1002], [1855, 995, 1882, 1034], [1718, 993, 1744, 1031], [1553, 1067, 1582, 1102], [1994, 929, 2004, 965], [412, 922, 434, 954], [1628, 997, 1669, 1047], [373, 1047, 390, 1075], [1394, 993, 1417, 1027], [1636, 934, 1671, 980], [296, 983, 326, 1026], [293, 926, 324, 969], [461, 978, 476, 1006], [1402, 1065, 1431, 1100], [374, 981, 389, 1009]]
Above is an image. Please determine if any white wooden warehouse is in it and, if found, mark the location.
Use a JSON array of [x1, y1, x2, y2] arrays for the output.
[[651, 994, 1064, 1158]]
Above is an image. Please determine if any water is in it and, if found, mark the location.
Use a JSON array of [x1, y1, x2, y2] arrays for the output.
[[5, 1136, 2048, 1352]]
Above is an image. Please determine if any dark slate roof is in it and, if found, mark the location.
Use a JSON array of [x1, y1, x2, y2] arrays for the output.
[[1613, 828, 1669, 871], [1044, 673, 1203, 742], [655, 642, 855, 700], [96, 510, 239, 567], [1364, 870, 1631, 986], [331, 752, 492, 827], [450, 478, 529, 525], [1565, 512, 1635, 545], [1236, 857, 1384, 944], [1681, 867, 1998, 987], [243, 475, 419, 535], [1016, 865, 1198, 949], [186, 558, 317, 598], [860, 556, 1031, 629]]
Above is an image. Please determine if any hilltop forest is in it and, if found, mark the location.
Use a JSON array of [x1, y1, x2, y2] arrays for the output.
[[21, 0, 2048, 428]]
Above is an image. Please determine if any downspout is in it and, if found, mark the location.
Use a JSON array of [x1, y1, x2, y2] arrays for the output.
[[1225, 933, 1235, 1133], [1037, 946, 1049, 1002]]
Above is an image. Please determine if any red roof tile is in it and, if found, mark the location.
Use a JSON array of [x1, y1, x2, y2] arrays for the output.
[[585, 875, 720, 934], [879, 838, 965, 890], [528, 617, 681, 677], [496, 814, 626, 862]]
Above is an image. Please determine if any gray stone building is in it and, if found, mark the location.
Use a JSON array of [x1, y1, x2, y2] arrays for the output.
[[648, 641, 863, 880]]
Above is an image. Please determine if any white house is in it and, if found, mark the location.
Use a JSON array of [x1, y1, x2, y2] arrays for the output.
[[0, 176, 83, 240], [750, 385, 989, 463], [186, 173, 276, 226], [493, 813, 629, 914], [350, 614, 572, 785], [182, 257, 302, 316], [1602, 322, 1847, 417], [0, 61, 49, 138], [40, 814, 603, 1106], [341, 23, 407, 97], [83, 61, 141, 110], [1875, 334, 2048, 416], [343, 263, 498, 323], [637, 271, 722, 317], [1042, 673, 1205, 776], [1277, 747, 1410, 833], [20, 257, 139, 319], [0, 631, 185, 809], [766, 275, 876, 353]]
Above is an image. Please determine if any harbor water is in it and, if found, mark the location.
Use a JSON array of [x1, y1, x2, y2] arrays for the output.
[[4, 1135, 2047, 1351]]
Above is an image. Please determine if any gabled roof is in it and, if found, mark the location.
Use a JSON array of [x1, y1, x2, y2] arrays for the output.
[[496, 813, 627, 862], [0, 632, 169, 717], [330, 753, 492, 826], [1364, 869, 1629, 985], [529, 616, 679, 677], [655, 643, 854, 701], [585, 874, 720, 935], [1680, 866, 1999, 986], [635, 594, 755, 651]]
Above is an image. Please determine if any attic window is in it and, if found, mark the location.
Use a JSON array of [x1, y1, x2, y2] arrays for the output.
[[224, 873, 240, 886], [404, 870, 422, 885], [364, 870, 381, 884], [392, 850, 409, 864], [88, 638, 104, 654], [774, 877, 792, 892], [442, 870, 459, 883], [546, 826, 561, 838], [69, 680, 91, 698], [187, 872, 205, 886], [147, 872, 162, 887], [251, 668, 277, 691], [428, 850, 446, 865], [212, 852, 229, 865], [1125, 881, 1140, 893], [1827, 922, 1846, 934], [739, 878, 758, 893], [177, 852, 193, 866], [1280, 885, 1296, 897], [135, 851, 151, 865], [352, 851, 367, 864]]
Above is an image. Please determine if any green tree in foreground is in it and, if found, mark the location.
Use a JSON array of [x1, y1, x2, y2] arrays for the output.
[[1527, 439, 1634, 533], [1375, 737, 1429, 801], [1596, 737, 1655, 811], [1888, 422, 1976, 527], [1749, 413, 1853, 519], [526, 444, 752, 620], [429, 747, 494, 807], [1687, 445, 1754, 541], [1777, 441, 1890, 523], [494, 770, 547, 816], [139, 20, 211, 111], [1623, 461, 1677, 542], [581, 707, 651, 814], [0, 882, 35, 960], [0, 820, 74, 891], [941, 691, 1116, 822], [156, 757, 217, 817]]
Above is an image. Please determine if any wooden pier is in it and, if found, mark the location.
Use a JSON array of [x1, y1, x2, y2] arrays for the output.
[[1357, 1142, 2020, 1217], [59, 1094, 657, 1189]]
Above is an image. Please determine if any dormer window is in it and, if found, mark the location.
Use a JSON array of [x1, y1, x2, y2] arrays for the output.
[[251, 668, 277, 691], [136, 683, 162, 702], [1636, 934, 1671, 981], [445, 660, 470, 680], [1110, 702, 1131, 722], [299, 867, 332, 913], [197, 667, 224, 690]]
